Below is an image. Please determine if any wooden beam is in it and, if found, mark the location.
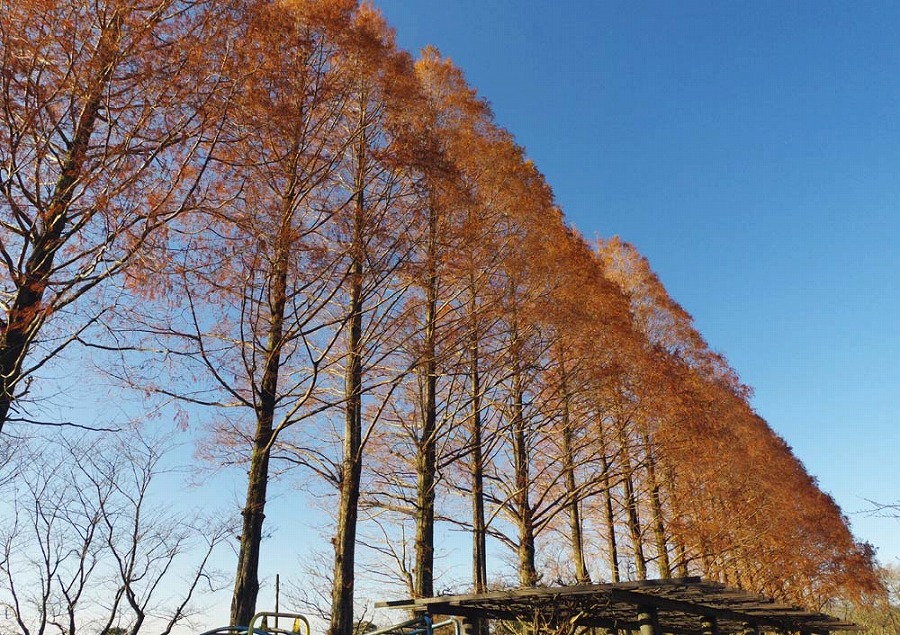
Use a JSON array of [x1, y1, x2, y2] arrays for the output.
[[376, 579, 859, 634], [609, 588, 794, 631]]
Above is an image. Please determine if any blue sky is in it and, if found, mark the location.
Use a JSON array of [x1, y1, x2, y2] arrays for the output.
[[375, 0, 900, 564]]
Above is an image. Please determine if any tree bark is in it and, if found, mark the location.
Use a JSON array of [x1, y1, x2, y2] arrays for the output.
[[639, 425, 670, 578], [231, 234, 289, 624], [329, 116, 367, 635], [597, 413, 620, 582], [675, 541, 690, 578], [329, 313, 362, 635], [617, 415, 647, 580], [560, 361, 589, 583], [509, 331, 537, 586], [414, 201, 439, 599], [662, 467, 690, 577], [468, 289, 488, 593]]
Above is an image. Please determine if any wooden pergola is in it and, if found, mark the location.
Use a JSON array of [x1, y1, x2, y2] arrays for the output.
[[376, 577, 859, 635]]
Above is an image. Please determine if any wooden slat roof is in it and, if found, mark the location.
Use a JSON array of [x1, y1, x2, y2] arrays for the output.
[[376, 577, 859, 634]]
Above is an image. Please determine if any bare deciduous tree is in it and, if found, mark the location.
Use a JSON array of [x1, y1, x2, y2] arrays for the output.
[[0, 432, 228, 635]]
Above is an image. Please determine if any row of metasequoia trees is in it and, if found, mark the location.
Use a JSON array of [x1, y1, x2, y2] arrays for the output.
[[0, 0, 884, 633]]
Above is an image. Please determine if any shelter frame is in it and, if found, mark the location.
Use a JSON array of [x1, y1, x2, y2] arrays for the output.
[[376, 577, 859, 635]]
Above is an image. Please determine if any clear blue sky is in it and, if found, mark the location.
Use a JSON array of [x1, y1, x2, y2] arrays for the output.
[[376, 0, 900, 564]]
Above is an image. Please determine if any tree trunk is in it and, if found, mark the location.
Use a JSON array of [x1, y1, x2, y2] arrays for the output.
[[597, 413, 620, 582], [330, 318, 362, 635], [616, 416, 646, 580], [560, 361, 589, 583], [231, 431, 273, 625], [675, 540, 690, 578], [639, 426, 670, 578], [662, 466, 690, 577], [231, 234, 289, 624], [468, 289, 488, 593], [510, 338, 537, 586], [329, 117, 367, 635], [414, 202, 439, 599]]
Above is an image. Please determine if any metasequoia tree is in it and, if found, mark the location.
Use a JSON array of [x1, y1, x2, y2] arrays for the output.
[[399, 48, 494, 600], [402, 48, 512, 596], [478, 167, 577, 587], [597, 237, 881, 602], [122, 0, 377, 623], [0, 0, 226, 434], [402, 136, 456, 601], [144, 2, 432, 627], [209, 3, 351, 622], [417, 55, 562, 596], [357, 46, 497, 601], [318, 7, 426, 635]]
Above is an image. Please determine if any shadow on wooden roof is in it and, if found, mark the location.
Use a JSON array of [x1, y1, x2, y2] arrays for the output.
[[376, 577, 859, 635]]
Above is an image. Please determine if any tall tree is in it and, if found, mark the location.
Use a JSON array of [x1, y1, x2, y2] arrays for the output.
[[323, 7, 424, 634], [123, 0, 368, 623], [0, 0, 226, 434], [217, 4, 353, 621], [412, 48, 507, 595]]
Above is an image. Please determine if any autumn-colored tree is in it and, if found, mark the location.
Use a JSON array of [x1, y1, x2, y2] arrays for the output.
[[208, 3, 358, 622], [409, 48, 510, 596], [475, 169, 576, 587], [357, 46, 498, 602], [0, 0, 227, 434], [319, 8, 428, 635], [597, 237, 881, 601], [120, 0, 373, 623]]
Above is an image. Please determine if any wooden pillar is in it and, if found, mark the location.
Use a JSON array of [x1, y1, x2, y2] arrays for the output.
[[637, 606, 661, 635], [461, 617, 487, 635], [701, 616, 718, 635]]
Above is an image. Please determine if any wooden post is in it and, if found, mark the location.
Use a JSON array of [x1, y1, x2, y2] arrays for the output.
[[461, 616, 485, 635], [701, 616, 718, 635], [638, 606, 660, 635]]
